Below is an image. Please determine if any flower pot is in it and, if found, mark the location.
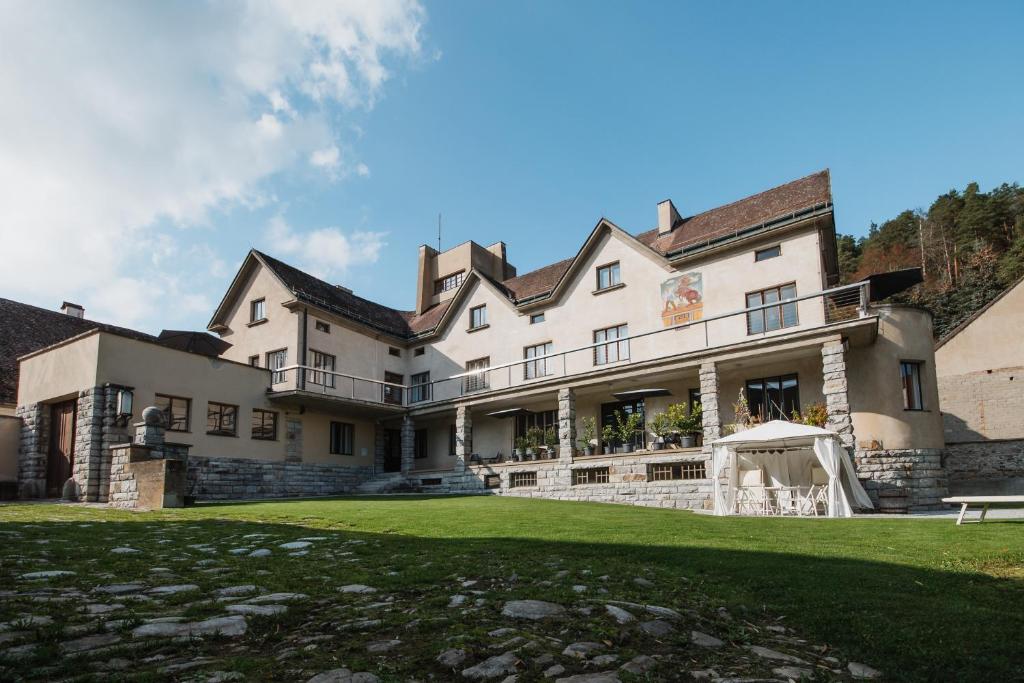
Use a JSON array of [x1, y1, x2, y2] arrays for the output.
[[651, 440, 665, 451], [680, 435, 697, 448], [620, 443, 634, 454], [525, 448, 535, 459], [512, 449, 522, 461], [547, 447, 558, 459], [584, 446, 594, 456]]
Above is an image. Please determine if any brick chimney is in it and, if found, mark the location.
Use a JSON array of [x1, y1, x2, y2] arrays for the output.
[[61, 301, 85, 318], [657, 199, 682, 236]]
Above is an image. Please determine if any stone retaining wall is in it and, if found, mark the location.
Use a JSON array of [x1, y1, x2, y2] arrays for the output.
[[945, 439, 1024, 495], [187, 455, 374, 500], [854, 448, 948, 513]]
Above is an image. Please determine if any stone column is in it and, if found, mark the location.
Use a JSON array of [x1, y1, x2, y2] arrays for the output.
[[98, 385, 130, 504], [72, 387, 104, 501], [821, 337, 855, 451], [557, 388, 576, 462], [15, 403, 47, 499], [455, 405, 472, 472], [285, 418, 303, 463], [400, 415, 415, 474], [699, 362, 722, 446]]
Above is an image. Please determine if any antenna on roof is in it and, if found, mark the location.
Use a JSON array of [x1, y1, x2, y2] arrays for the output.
[[438, 212, 442, 252]]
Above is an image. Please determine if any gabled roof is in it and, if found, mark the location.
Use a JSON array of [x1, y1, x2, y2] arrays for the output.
[[934, 275, 1024, 350], [0, 298, 157, 406]]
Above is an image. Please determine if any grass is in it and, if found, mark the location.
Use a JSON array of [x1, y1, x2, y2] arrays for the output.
[[0, 495, 1022, 681]]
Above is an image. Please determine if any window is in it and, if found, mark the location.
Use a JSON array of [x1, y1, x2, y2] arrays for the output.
[[594, 324, 629, 365], [155, 394, 190, 432], [688, 388, 701, 412], [649, 462, 707, 481], [414, 429, 428, 459], [414, 347, 426, 357], [510, 471, 537, 488], [250, 298, 266, 323], [469, 305, 487, 330], [901, 361, 924, 410], [434, 271, 465, 294], [330, 421, 354, 455], [420, 477, 442, 486], [746, 283, 799, 334], [309, 350, 336, 388], [449, 423, 457, 456], [514, 410, 556, 441], [388, 346, 401, 357], [530, 312, 545, 324], [410, 372, 431, 403], [524, 342, 553, 379], [600, 399, 645, 450], [573, 467, 610, 485], [251, 409, 278, 440], [248, 355, 260, 367], [484, 474, 501, 489], [207, 401, 238, 436], [266, 349, 287, 384], [746, 374, 800, 421], [596, 262, 621, 291], [464, 357, 490, 393], [383, 371, 403, 405], [755, 245, 782, 262], [315, 320, 330, 333]]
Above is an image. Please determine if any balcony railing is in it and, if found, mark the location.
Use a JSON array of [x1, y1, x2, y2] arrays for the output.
[[270, 281, 871, 409]]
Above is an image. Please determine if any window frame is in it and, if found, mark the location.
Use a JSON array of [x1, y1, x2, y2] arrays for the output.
[[409, 371, 431, 403], [388, 346, 401, 358], [414, 347, 426, 357], [529, 312, 545, 324], [468, 304, 488, 330], [414, 428, 428, 459], [510, 471, 537, 488], [315, 320, 330, 334], [155, 394, 191, 433], [383, 371, 404, 405], [593, 323, 630, 366], [595, 261, 621, 291], [248, 355, 260, 367], [329, 421, 354, 455], [745, 374, 800, 422], [266, 349, 287, 384], [649, 461, 707, 481], [754, 245, 782, 262], [745, 283, 799, 335], [308, 349, 336, 388], [249, 298, 266, 323], [464, 357, 490, 393], [449, 423, 457, 456], [434, 270, 465, 294], [524, 341, 554, 380], [206, 401, 239, 437], [573, 467, 610, 485], [251, 409, 278, 441], [900, 360, 925, 411]]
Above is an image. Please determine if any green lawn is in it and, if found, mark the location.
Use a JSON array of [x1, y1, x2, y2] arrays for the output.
[[0, 496, 1021, 682]]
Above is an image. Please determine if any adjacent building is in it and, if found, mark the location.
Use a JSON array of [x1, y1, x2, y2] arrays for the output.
[[7, 170, 950, 511]]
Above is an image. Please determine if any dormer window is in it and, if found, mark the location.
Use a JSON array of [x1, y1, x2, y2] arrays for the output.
[[434, 271, 465, 294], [596, 262, 621, 291], [250, 298, 266, 323], [469, 305, 488, 331]]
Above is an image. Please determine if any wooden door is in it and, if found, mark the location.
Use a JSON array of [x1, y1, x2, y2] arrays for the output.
[[47, 400, 76, 497]]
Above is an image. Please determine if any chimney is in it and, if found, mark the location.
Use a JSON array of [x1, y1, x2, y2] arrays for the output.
[[61, 301, 85, 319], [657, 199, 682, 236]]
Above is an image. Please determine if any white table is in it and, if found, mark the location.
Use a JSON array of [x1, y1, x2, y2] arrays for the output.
[[943, 496, 1024, 525]]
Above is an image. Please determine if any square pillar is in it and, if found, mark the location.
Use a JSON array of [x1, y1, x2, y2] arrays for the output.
[[15, 403, 47, 499], [557, 388, 576, 461], [73, 387, 104, 502], [455, 405, 472, 472], [821, 338, 855, 451], [699, 362, 722, 446], [400, 415, 415, 474]]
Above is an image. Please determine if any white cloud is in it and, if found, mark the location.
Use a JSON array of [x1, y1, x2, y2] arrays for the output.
[[0, 0, 425, 331], [264, 215, 386, 281], [356, 163, 371, 178]]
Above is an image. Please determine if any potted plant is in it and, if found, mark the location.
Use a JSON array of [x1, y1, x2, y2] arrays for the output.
[[729, 388, 752, 434], [577, 416, 596, 456], [525, 426, 544, 459], [678, 403, 702, 448], [649, 412, 672, 451], [792, 402, 828, 428], [615, 410, 643, 453], [513, 436, 527, 461], [601, 424, 617, 455], [544, 427, 558, 459]]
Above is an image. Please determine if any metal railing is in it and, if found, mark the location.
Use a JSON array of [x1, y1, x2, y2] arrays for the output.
[[270, 281, 871, 409]]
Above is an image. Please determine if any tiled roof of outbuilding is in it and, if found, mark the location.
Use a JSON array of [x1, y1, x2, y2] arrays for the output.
[[0, 298, 156, 406]]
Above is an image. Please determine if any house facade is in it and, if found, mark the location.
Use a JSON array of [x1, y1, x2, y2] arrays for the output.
[[10, 171, 949, 511], [935, 277, 1024, 495]]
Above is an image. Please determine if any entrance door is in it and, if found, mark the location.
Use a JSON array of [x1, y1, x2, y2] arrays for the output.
[[47, 400, 77, 497], [382, 429, 402, 473]]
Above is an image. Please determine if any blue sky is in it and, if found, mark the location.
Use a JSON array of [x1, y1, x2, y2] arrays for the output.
[[2, 1, 1022, 332]]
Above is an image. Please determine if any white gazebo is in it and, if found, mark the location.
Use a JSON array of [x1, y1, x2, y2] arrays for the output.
[[710, 420, 873, 517]]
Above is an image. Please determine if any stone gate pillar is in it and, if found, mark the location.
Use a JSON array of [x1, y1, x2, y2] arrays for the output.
[[455, 405, 472, 472], [557, 388, 576, 462], [400, 415, 415, 474]]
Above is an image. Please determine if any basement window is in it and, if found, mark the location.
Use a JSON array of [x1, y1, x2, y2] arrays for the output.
[[573, 467, 610, 485], [649, 462, 707, 481], [510, 471, 537, 488], [484, 474, 501, 489]]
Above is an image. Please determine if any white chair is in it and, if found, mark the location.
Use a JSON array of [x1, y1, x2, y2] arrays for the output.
[[736, 468, 768, 515]]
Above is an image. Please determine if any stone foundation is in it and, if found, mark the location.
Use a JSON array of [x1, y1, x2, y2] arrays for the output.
[[187, 455, 374, 500], [945, 439, 1024, 496], [855, 448, 948, 512], [406, 450, 713, 511]]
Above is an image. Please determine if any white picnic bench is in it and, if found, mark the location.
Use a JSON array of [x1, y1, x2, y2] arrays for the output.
[[942, 495, 1024, 525]]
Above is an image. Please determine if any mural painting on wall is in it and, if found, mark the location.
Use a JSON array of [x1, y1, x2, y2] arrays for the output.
[[661, 272, 703, 327]]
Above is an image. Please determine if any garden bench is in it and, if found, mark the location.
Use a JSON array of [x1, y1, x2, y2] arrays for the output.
[[942, 495, 1024, 525]]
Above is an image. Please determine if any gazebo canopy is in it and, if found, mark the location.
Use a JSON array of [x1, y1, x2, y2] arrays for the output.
[[711, 420, 834, 447]]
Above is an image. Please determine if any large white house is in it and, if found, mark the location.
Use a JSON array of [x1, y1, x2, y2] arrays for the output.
[[6, 170, 948, 512]]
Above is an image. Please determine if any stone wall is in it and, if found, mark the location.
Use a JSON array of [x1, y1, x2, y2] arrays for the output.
[[187, 455, 374, 500], [407, 450, 713, 511], [72, 387, 103, 501], [16, 403, 47, 498], [945, 439, 1024, 495], [938, 367, 1023, 443], [854, 448, 947, 513]]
